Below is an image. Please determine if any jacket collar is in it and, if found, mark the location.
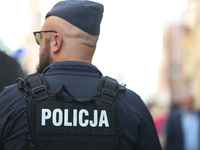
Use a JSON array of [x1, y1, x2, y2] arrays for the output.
[[42, 61, 102, 77]]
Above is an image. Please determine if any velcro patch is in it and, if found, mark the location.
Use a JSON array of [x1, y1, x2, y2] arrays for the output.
[[35, 102, 115, 135]]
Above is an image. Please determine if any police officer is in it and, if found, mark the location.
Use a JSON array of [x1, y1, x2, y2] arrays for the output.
[[0, 1, 162, 150]]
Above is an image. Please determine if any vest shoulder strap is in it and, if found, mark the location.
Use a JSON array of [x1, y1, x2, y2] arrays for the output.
[[24, 73, 49, 101], [17, 74, 126, 104], [99, 76, 126, 104]]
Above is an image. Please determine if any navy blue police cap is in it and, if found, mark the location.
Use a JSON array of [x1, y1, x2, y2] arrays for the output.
[[46, 0, 104, 35]]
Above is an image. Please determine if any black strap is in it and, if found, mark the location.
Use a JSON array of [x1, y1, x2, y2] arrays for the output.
[[23, 74, 125, 104], [25, 73, 48, 101], [101, 76, 119, 104]]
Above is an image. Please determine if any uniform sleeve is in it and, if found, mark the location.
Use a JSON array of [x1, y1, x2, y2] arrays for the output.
[[0, 85, 27, 150], [128, 111, 161, 150], [118, 89, 162, 150]]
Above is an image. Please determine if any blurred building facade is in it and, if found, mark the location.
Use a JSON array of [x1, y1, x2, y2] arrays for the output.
[[25, 0, 42, 74], [156, 0, 200, 109], [186, 0, 200, 109]]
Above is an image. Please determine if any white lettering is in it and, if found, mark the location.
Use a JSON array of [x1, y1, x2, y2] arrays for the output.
[[64, 109, 72, 126], [41, 108, 109, 127], [79, 109, 89, 127], [99, 110, 109, 127], [52, 109, 63, 126], [42, 109, 51, 126], [73, 109, 77, 126], [90, 110, 98, 127]]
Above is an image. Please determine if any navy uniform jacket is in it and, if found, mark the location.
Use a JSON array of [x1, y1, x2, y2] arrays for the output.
[[0, 61, 161, 150]]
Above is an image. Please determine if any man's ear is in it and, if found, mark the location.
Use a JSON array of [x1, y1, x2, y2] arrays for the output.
[[51, 33, 62, 53]]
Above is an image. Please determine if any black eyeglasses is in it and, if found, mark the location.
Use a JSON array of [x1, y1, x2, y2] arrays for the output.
[[33, 30, 57, 45]]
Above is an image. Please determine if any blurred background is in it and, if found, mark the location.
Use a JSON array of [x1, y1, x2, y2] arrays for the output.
[[0, 0, 200, 149]]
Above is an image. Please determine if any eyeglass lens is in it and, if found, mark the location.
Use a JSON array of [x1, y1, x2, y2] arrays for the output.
[[35, 33, 42, 45]]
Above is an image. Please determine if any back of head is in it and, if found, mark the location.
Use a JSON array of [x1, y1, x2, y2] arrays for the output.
[[43, 0, 104, 63]]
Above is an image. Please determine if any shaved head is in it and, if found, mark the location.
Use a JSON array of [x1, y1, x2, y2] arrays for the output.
[[43, 16, 99, 47], [39, 16, 99, 66]]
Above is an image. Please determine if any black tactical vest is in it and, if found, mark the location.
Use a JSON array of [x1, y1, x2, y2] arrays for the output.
[[17, 73, 126, 150]]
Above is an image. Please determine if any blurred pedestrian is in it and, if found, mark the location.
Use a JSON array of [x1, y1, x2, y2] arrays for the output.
[[0, 50, 24, 93], [165, 92, 200, 150]]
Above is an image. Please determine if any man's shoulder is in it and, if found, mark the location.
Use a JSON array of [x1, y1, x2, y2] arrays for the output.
[[117, 88, 153, 125], [166, 109, 182, 125], [117, 88, 162, 149], [0, 84, 23, 97], [117, 88, 148, 113], [0, 84, 26, 116]]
